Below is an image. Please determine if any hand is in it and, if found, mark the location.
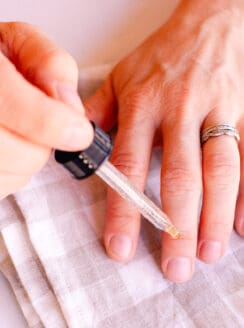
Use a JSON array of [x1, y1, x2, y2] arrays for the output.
[[85, 0, 244, 282], [0, 22, 93, 199]]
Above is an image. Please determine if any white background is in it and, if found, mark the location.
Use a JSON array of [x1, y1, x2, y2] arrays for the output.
[[0, 1, 178, 326]]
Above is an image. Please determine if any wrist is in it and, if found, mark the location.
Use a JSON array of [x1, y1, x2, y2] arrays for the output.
[[169, 0, 244, 32], [179, 0, 244, 16]]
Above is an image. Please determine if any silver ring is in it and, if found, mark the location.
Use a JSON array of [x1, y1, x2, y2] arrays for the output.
[[201, 124, 240, 145]]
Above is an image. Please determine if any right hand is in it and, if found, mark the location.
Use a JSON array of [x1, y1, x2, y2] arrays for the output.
[[0, 22, 93, 199]]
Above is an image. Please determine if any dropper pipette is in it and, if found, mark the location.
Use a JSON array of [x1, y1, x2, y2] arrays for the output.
[[55, 123, 180, 239]]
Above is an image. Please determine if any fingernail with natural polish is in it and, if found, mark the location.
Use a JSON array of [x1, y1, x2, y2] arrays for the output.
[[164, 257, 192, 282], [57, 83, 83, 109], [108, 235, 132, 261], [198, 240, 222, 263]]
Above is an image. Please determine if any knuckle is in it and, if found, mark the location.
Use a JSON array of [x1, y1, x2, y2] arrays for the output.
[[4, 21, 33, 32], [38, 49, 78, 77], [0, 22, 25, 37], [162, 164, 201, 195], [120, 87, 158, 124], [0, 22, 39, 51], [204, 220, 232, 239], [25, 48, 78, 82], [165, 79, 191, 102], [122, 90, 146, 113], [106, 212, 137, 232], [204, 152, 238, 184], [163, 80, 190, 110], [111, 151, 146, 181]]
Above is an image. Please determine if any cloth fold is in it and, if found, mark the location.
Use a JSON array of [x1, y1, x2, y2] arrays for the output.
[[0, 66, 243, 328]]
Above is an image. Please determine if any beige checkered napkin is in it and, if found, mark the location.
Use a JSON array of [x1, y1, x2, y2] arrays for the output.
[[0, 66, 243, 328]]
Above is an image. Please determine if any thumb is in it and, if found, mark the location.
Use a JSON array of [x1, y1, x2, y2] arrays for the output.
[[0, 22, 82, 109], [84, 74, 117, 131]]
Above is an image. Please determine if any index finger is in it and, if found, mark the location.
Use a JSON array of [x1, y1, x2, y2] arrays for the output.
[[0, 52, 93, 151], [0, 22, 82, 107]]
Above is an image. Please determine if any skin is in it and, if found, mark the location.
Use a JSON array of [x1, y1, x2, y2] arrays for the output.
[[1, 0, 244, 283], [85, 0, 244, 282], [0, 22, 93, 200]]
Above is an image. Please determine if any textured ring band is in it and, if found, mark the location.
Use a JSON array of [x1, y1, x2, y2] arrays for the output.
[[201, 124, 240, 145]]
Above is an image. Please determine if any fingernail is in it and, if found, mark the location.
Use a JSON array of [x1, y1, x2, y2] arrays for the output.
[[62, 120, 93, 149], [57, 83, 83, 109], [108, 235, 132, 261], [164, 257, 192, 282], [198, 240, 222, 263]]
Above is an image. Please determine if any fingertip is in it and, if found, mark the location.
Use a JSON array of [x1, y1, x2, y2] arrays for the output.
[[2, 22, 81, 106], [0, 43, 92, 151], [103, 197, 140, 263], [104, 234, 134, 262], [197, 240, 223, 263], [60, 117, 94, 151], [162, 257, 194, 283]]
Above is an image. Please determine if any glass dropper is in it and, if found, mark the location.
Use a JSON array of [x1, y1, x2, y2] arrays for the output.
[[55, 124, 180, 239]]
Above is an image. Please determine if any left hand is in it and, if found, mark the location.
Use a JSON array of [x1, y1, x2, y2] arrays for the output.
[[85, 0, 244, 282]]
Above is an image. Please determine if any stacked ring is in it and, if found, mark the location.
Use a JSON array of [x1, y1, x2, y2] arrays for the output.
[[201, 124, 240, 145]]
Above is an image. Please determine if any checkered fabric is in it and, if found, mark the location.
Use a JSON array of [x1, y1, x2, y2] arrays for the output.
[[0, 66, 243, 328]]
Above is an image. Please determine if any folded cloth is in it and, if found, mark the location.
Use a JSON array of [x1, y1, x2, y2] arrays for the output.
[[0, 65, 243, 328]]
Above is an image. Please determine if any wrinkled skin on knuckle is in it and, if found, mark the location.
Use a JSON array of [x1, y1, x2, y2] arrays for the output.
[[202, 219, 232, 240], [106, 211, 138, 232], [0, 22, 40, 60], [0, 22, 24, 46], [0, 21, 37, 35], [27, 49, 78, 83], [111, 150, 146, 181], [162, 69, 213, 126], [161, 164, 201, 196], [204, 152, 239, 187], [119, 79, 163, 127]]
